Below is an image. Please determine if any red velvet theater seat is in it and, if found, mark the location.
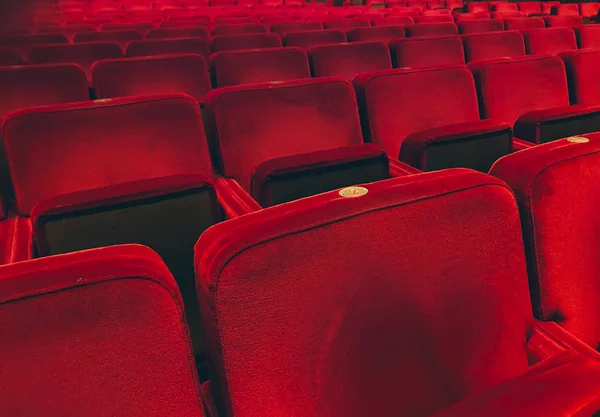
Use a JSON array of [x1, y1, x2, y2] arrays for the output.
[[307, 41, 392, 81], [390, 36, 464, 69], [211, 23, 267, 36], [145, 26, 211, 39], [101, 22, 156, 32], [541, 1, 560, 15], [466, 1, 489, 13], [405, 22, 458, 37], [205, 78, 395, 207], [490, 135, 600, 354], [0, 46, 24, 66], [574, 25, 600, 49], [462, 31, 525, 63], [27, 42, 123, 82], [211, 33, 282, 53], [126, 38, 211, 58], [560, 49, 600, 105], [269, 20, 322, 34], [373, 16, 414, 26], [503, 17, 545, 30], [354, 67, 512, 172], [73, 30, 143, 46], [323, 18, 371, 29], [579, 2, 600, 18], [0, 245, 206, 416], [346, 26, 406, 42], [457, 19, 503, 34], [414, 15, 455, 23], [211, 47, 310, 88], [518, 1, 542, 16], [469, 55, 600, 144], [544, 15, 583, 28], [0, 33, 69, 54], [195, 169, 600, 417], [282, 29, 347, 47], [92, 54, 211, 102], [551, 3, 580, 16], [522, 27, 577, 55]]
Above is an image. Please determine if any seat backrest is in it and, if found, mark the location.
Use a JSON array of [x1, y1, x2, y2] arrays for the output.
[[323, 18, 372, 29], [390, 36, 465, 69], [553, 3, 580, 16], [346, 26, 405, 42], [522, 27, 577, 55], [457, 19, 503, 33], [145, 26, 210, 39], [414, 15, 455, 23], [466, 1, 489, 12], [211, 23, 267, 36], [354, 66, 480, 157], [195, 169, 532, 417], [503, 17, 544, 30], [269, 20, 322, 34], [490, 135, 600, 351], [517, 1, 542, 15], [211, 47, 309, 88], [282, 29, 347, 47], [541, 1, 560, 14], [574, 25, 600, 49], [493, 2, 517, 12], [92, 54, 210, 102], [469, 55, 569, 126], [579, 2, 600, 17], [0, 46, 23, 65], [372, 16, 414, 26], [211, 32, 282, 53], [1, 94, 214, 215], [0, 244, 205, 416], [560, 49, 600, 105], [405, 22, 458, 37], [73, 30, 143, 45], [544, 15, 583, 28], [462, 31, 525, 63], [455, 12, 492, 21], [126, 37, 211, 57], [205, 78, 363, 191], [308, 41, 392, 81], [101, 22, 155, 32], [0, 33, 69, 53], [27, 42, 123, 80]]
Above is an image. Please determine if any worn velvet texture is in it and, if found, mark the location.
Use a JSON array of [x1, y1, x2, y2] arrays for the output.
[[390, 36, 465, 69], [462, 31, 526, 63]]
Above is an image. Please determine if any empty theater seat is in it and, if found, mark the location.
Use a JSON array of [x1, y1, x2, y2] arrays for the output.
[[73, 30, 143, 45], [551, 3, 579, 16], [205, 78, 393, 207], [211, 47, 310, 87], [414, 15, 455, 23], [518, 1, 542, 16], [373, 16, 414, 26], [92, 54, 211, 102], [580, 2, 600, 18], [346, 26, 406, 42], [469, 55, 600, 143], [269, 21, 322, 34], [101, 22, 155, 32], [0, 33, 69, 53], [195, 169, 600, 417], [307, 41, 392, 81], [0, 245, 206, 416], [211, 23, 267, 36], [27, 42, 123, 82], [0, 46, 24, 65], [522, 27, 577, 55], [574, 25, 600, 49], [457, 19, 503, 33], [490, 135, 600, 353], [390, 36, 464, 69], [211, 32, 282, 53], [354, 67, 511, 172], [146, 27, 210, 39], [503, 17, 545, 30], [282, 29, 346, 47], [560, 49, 600, 105], [544, 15, 583, 27], [126, 38, 211, 58], [405, 22, 458, 37], [462, 31, 525, 63], [323, 18, 371, 29]]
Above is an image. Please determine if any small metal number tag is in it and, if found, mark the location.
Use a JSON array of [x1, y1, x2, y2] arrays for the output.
[[339, 186, 369, 198]]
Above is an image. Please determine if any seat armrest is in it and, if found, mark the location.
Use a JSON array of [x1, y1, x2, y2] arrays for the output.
[[530, 320, 600, 362], [388, 157, 422, 176], [213, 176, 262, 218], [6, 216, 33, 263], [399, 120, 512, 172], [512, 138, 535, 151], [514, 104, 600, 144]]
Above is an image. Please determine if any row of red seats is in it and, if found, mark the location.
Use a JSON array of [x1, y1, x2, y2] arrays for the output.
[[4, 138, 600, 415]]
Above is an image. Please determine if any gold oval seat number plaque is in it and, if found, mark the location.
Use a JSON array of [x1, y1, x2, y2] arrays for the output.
[[339, 186, 369, 198], [567, 136, 589, 143]]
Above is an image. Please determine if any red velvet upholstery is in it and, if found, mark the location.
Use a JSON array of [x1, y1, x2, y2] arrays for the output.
[[469, 55, 570, 127], [101, 22, 155, 32], [414, 14, 455, 23], [455, 13, 492, 21], [518, 1, 542, 16], [126, 38, 211, 58], [211, 23, 267, 36], [491, 11, 525, 19], [354, 67, 480, 158], [213, 17, 257, 26], [146, 26, 211, 39], [560, 49, 600, 105], [457, 19, 503, 33], [544, 15, 583, 28], [162, 19, 211, 27], [92, 54, 210, 102], [579, 2, 600, 18], [574, 25, 600, 48], [195, 170, 535, 417], [282, 29, 346, 47], [211, 33, 281, 53], [307, 41, 392, 81], [405, 22, 458, 36], [522, 27, 577, 55], [372, 16, 414, 26], [490, 134, 600, 352], [390, 36, 464, 68], [503, 17, 545, 30], [492, 2, 517, 12], [0, 244, 205, 416], [27, 42, 123, 82], [37, 24, 96, 36], [205, 77, 363, 192], [462, 31, 525, 63], [323, 18, 371, 29], [0, 47, 23, 66], [541, 1, 560, 15], [0, 33, 68, 53], [466, 1, 489, 13], [0, 63, 89, 121], [552, 3, 580, 16], [211, 47, 309, 88], [1, 94, 214, 215], [346, 26, 405, 42], [269, 21, 322, 34], [73, 30, 143, 46]]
